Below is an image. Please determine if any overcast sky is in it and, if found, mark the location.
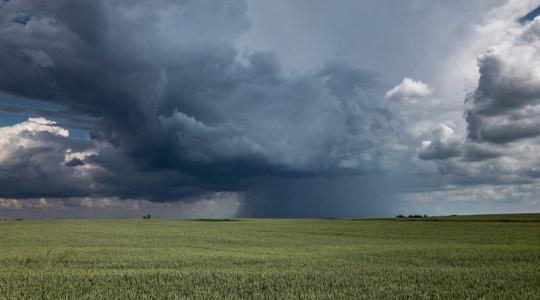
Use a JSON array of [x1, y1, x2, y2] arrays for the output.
[[1, 0, 540, 219]]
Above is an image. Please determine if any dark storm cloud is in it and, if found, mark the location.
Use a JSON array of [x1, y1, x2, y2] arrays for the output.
[[0, 0, 398, 215], [237, 176, 396, 218], [460, 143, 502, 162], [0, 100, 97, 132], [418, 142, 462, 161], [65, 158, 84, 167], [418, 147, 461, 161], [0, 104, 25, 113], [12, 11, 30, 25]]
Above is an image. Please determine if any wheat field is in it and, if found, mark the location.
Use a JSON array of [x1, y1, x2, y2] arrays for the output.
[[1, 215, 539, 299]]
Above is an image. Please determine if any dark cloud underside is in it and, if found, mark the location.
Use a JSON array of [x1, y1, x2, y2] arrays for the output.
[[0, 0, 401, 216]]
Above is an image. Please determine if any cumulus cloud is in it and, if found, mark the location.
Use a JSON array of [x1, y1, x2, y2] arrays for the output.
[[465, 32, 540, 144], [418, 124, 463, 160], [385, 78, 432, 102], [0, 117, 98, 198], [383, 77, 458, 154], [465, 16, 540, 148], [419, 8, 540, 194]]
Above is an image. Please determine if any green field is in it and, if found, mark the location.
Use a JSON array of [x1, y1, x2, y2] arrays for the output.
[[1, 215, 539, 299]]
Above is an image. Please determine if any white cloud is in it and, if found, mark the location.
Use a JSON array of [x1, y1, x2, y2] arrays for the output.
[[2, 117, 68, 136], [385, 78, 432, 102], [466, 17, 540, 144], [437, 0, 540, 104], [0, 117, 68, 161], [0, 117, 101, 198], [418, 1, 540, 197]]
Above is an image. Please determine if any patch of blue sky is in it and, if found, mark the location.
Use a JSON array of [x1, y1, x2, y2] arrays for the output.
[[0, 93, 62, 111], [519, 5, 540, 23], [0, 94, 90, 139], [66, 128, 89, 139], [0, 111, 26, 127]]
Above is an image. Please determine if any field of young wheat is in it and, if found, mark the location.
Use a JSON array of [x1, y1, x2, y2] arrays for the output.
[[0, 215, 539, 299]]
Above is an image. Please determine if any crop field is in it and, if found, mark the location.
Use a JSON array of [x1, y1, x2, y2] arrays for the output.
[[0, 215, 539, 299]]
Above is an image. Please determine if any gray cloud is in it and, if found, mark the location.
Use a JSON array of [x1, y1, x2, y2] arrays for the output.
[[0, 195, 240, 220], [1, 0, 539, 217], [411, 6, 540, 206], [465, 20, 540, 144], [461, 143, 502, 162], [12, 11, 30, 25], [238, 175, 397, 218], [0, 0, 403, 216], [418, 124, 462, 160], [0, 118, 97, 199]]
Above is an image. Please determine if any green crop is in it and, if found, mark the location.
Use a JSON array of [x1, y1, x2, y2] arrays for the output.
[[0, 215, 539, 299]]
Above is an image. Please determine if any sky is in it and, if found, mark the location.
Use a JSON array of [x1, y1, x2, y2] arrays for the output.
[[1, 0, 540, 219]]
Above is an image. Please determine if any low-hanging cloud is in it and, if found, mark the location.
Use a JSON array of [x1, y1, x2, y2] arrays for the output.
[[0, 0, 406, 216]]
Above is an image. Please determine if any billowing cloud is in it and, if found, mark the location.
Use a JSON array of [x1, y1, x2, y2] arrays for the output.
[[418, 124, 462, 160], [1, 0, 540, 217], [420, 10, 540, 192], [465, 21, 540, 144], [385, 78, 432, 102], [0, 0, 406, 217], [0, 117, 98, 198]]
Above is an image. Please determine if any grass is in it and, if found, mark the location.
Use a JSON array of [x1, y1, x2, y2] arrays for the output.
[[0, 214, 539, 299]]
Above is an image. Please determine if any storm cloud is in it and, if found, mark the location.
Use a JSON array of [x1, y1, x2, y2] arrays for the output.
[[0, 0, 404, 216], [1, 0, 540, 217]]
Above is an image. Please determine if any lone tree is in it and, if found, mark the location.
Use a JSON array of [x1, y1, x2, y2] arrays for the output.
[[142, 214, 151, 219]]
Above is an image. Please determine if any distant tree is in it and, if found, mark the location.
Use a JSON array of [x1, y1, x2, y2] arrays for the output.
[[396, 215, 405, 218]]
